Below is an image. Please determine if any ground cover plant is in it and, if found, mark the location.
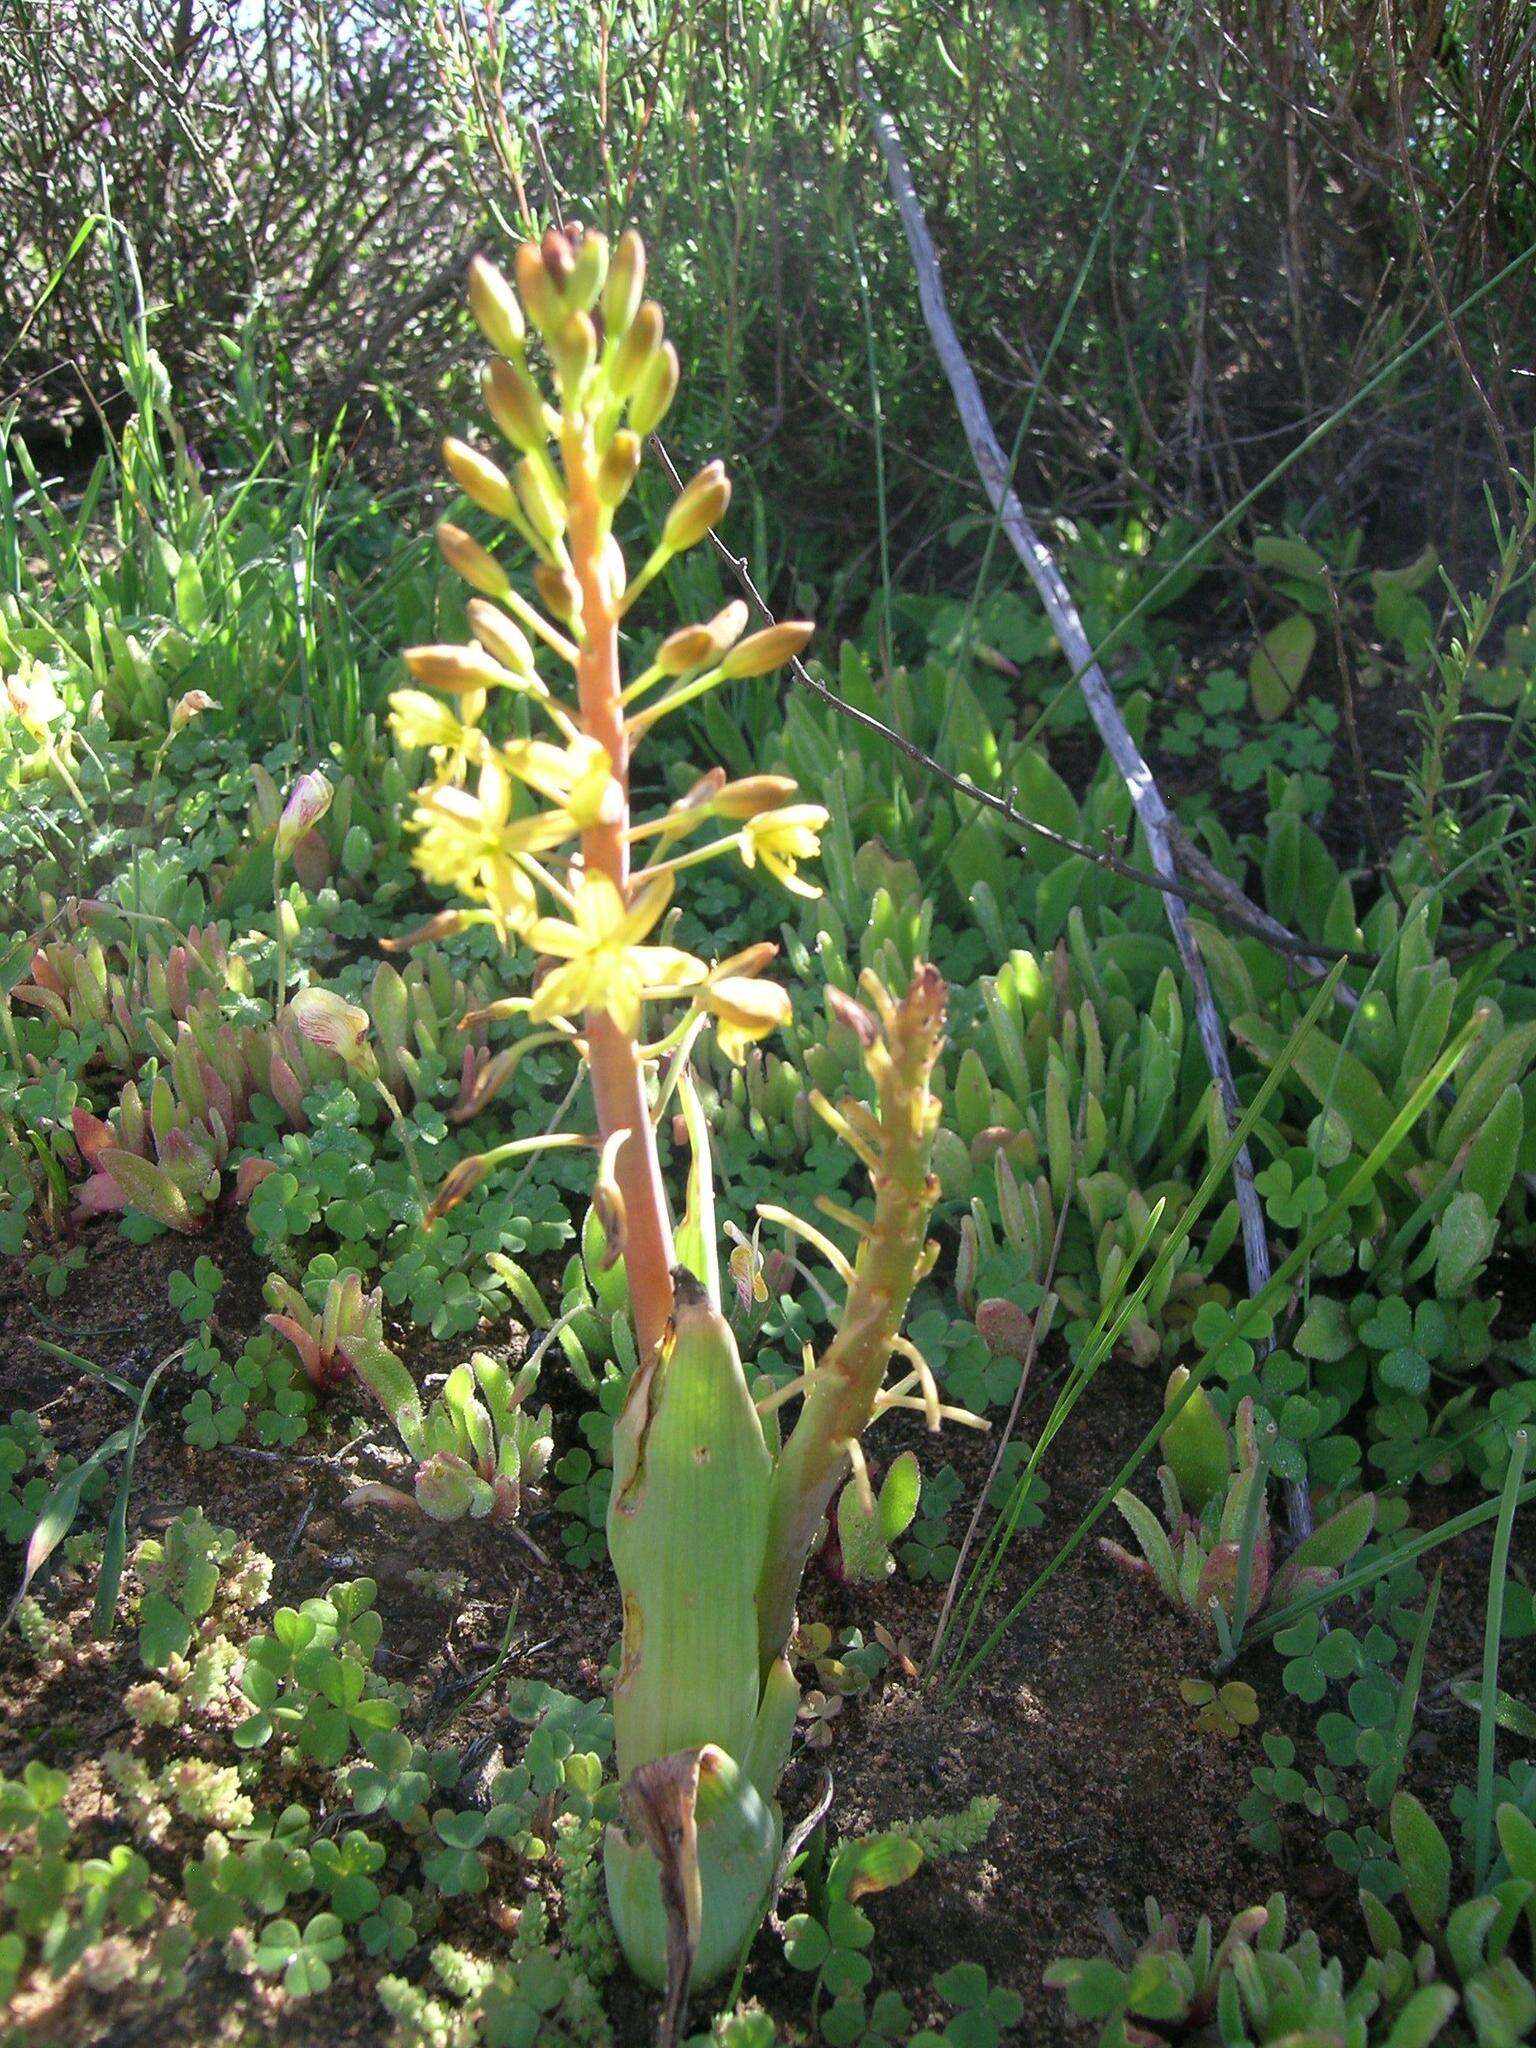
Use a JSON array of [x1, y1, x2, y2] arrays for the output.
[[7, 6, 1536, 2047]]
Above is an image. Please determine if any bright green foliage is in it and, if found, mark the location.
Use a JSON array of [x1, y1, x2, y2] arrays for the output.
[[234, 1579, 400, 1766]]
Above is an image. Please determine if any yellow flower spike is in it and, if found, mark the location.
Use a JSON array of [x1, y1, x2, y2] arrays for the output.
[[718, 620, 816, 680], [611, 301, 664, 398], [739, 805, 829, 898], [497, 732, 617, 828], [442, 437, 519, 523], [701, 976, 793, 1065], [527, 873, 705, 1036], [662, 460, 731, 554], [482, 356, 550, 456], [630, 339, 680, 438], [409, 763, 571, 937], [466, 254, 525, 360], [437, 520, 511, 599], [601, 228, 645, 339]]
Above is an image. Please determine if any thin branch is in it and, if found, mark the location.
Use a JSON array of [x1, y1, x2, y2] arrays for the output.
[[852, 52, 1312, 1545]]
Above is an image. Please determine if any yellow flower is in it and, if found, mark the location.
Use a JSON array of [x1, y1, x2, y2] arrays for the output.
[[410, 759, 571, 937], [701, 975, 793, 1064], [390, 689, 481, 757], [528, 873, 704, 1034], [500, 733, 618, 831], [739, 804, 828, 898]]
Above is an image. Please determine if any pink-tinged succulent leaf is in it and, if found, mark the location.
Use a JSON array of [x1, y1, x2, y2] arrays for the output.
[[12, 985, 69, 1026], [264, 1314, 327, 1386], [1197, 1529, 1271, 1622], [77, 1171, 129, 1215], [97, 1148, 199, 1231], [267, 1051, 307, 1128], [1098, 1537, 1158, 1581], [166, 949, 191, 1019], [71, 1107, 115, 1167], [234, 1157, 277, 1204], [1268, 1560, 1339, 1609]]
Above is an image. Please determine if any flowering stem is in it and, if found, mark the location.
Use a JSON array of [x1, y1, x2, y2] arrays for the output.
[[564, 426, 677, 1362]]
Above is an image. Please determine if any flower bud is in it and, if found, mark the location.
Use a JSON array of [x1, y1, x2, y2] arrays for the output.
[[550, 309, 598, 396], [404, 643, 522, 695], [826, 986, 878, 1047], [443, 437, 518, 521], [654, 601, 749, 675], [662, 459, 730, 554], [540, 225, 576, 287], [170, 688, 217, 733], [718, 620, 814, 679], [437, 521, 511, 598], [465, 600, 536, 679], [482, 357, 548, 454], [466, 255, 525, 358], [515, 238, 565, 334], [287, 987, 376, 1075], [379, 909, 477, 952], [975, 1296, 1032, 1364], [534, 563, 582, 625], [427, 1152, 490, 1224], [514, 457, 567, 545], [711, 774, 798, 820], [704, 977, 793, 1063], [275, 770, 333, 860], [597, 429, 642, 507], [567, 229, 609, 312], [601, 228, 645, 339], [629, 339, 680, 437], [611, 301, 664, 397]]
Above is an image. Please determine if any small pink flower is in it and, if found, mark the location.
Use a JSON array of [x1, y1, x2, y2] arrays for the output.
[[275, 770, 333, 859]]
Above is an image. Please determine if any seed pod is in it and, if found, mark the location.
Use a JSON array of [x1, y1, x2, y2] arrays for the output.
[[629, 339, 680, 437], [466, 255, 524, 359], [717, 621, 815, 680], [601, 228, 645, 339], [482, 357, 548, 453], [437, 521, 510, 599], [443, 438, 518, 522], [612, 301, 664, 398]]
